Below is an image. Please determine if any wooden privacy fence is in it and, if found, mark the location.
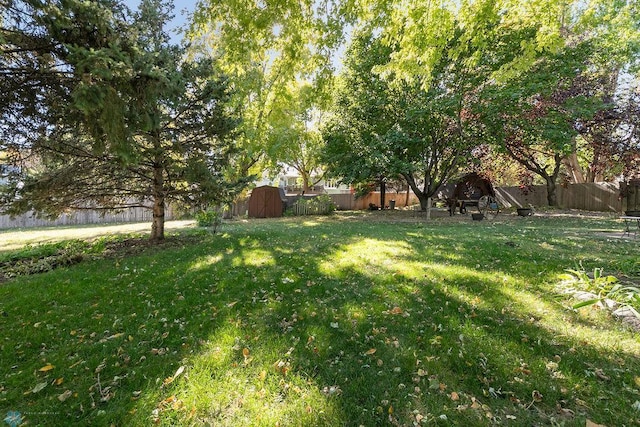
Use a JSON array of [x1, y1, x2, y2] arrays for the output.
[[230, 183, 622, 216], [330, 191, 421, 210], [333, 183, 623, 212], [0, 206, 175, 230], [495, 182, 622, 212], [0, 182, 623, 229]]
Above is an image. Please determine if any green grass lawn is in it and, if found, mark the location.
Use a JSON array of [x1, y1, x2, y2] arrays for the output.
[[1, 212, 639, 426]]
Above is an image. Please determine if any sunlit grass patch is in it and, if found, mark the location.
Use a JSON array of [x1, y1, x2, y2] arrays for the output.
[[129, 323, 343, 426]]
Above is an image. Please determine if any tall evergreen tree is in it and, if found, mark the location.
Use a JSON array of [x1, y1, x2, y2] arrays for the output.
[[1, 0, 242, 240]]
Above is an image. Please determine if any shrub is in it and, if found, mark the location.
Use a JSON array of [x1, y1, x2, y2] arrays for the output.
[[195, 209, 223, 233]]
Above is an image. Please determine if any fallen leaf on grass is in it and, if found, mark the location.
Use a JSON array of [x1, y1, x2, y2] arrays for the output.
[[58, 390, 72, 402], [227, 301, 238, 308], [515, 366, 532, 375], [32, 382, 48, 393], [364, 348, 377, 355], [429, 336, 442, 346], [151, 348, 168, 356], [38, 363, 54, 372], [161, 395, 176, 406], [450, 391, 459, 401], [575, 398, 590, 408], [594, 369, 610, 381], [321, 385, 342, 396], [586, 420, 607, 427], [162, 366, 186, 387], [242, 348, 253, 365], [105, 333, 124, 341], [389, 307, 403, 315], [274, 360, 290, 375], [54, 377, 64, 385], [188, 406, 197, 419], [556, 405, 575, 418], [470, 398, 481, 409]]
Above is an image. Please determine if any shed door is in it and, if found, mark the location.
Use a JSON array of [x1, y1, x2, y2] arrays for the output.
[[256, 189, 266, 218], [264, 189, 281, 217]]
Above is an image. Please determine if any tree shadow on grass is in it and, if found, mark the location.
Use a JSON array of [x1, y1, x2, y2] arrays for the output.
[[1, 217, 638, 426]]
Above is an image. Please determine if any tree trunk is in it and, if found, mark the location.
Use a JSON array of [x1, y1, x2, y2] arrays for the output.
[[546, 177, 558, 207], [300, 171, 311, 194], [417, 193, 430, 210], [380, 179, 386, 209], [403, 173, 430, 210], [151, 196, 165, 241], [563, 152, 585, 183], [224, 202, 233, 219], [151, 164, 165, 241]]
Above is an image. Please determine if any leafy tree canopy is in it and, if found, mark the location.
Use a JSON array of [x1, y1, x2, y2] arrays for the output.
[[188, 0, 345, 185]]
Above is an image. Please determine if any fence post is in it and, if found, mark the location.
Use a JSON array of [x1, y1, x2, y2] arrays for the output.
[[427, 197, 432, 220]]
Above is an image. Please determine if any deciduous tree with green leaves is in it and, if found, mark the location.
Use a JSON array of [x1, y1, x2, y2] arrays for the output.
[[265, 82, 328, 194], [478, 42, 604, 206], [189, 0, 346, 190], [324, 17, 519, 210], [356, 0, 637, 204], [322, 33, 400, 208]]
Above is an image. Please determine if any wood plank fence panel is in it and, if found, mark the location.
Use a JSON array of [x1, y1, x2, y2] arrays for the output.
[[328, 193, 356, 210], [233, 185, 622, 215], [348, 192, 421, 210], [495, 183, 622, 212], [0, 206, 175, 230], [559, 183, 621, 212]]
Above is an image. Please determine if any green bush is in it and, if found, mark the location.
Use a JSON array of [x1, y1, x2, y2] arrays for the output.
[[195, 209, 223, 233]]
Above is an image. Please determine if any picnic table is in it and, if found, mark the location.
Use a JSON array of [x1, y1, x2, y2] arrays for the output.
[[620, 216, 640, 236]]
